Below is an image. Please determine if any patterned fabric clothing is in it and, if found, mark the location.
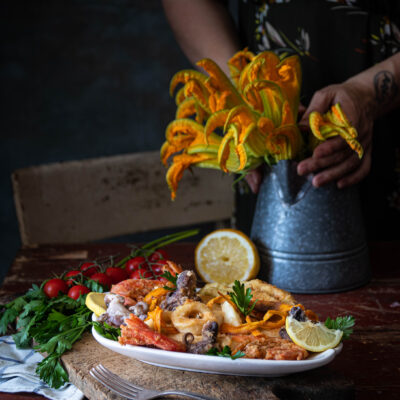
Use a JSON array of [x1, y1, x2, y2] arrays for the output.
[[237, 0, 400, 240]]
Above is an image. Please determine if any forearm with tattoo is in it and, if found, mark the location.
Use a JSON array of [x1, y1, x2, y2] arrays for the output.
[[346, 53, 400, 119], [374, 70, 398, 104]]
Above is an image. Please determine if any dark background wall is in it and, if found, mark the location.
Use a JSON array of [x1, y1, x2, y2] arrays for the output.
[[0, 0, 253, 286], [0, 0, 197, 285]]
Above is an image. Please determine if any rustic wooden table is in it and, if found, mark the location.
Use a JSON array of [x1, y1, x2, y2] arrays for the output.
[[0, 241, 399, 400]]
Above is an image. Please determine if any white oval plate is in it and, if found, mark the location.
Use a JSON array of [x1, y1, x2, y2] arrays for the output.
[[92, 314, 342, 377]]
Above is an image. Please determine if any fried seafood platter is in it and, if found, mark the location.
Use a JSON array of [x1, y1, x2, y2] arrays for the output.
[[93, 261, 340, 368]]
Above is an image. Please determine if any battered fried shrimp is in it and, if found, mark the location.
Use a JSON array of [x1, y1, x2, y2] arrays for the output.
[[160, 270, 201, 311], [184, 321, 219, 354]]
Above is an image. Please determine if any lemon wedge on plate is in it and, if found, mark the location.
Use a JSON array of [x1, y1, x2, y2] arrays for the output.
[[285, 315, 343, 352], [85, 292, 107, 316], [195, 229, 260, 283]]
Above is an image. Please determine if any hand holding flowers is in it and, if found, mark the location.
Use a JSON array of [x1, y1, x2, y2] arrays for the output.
[[161, 49, 363, 199]]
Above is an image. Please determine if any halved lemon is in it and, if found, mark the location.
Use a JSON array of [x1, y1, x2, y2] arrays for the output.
[[285, 315, 343, 352], [195, 229, 260, 283], [85, 292, 107, 316]]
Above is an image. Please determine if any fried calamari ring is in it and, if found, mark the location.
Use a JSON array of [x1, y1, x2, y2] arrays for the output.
[[171, 301, 217, 335]]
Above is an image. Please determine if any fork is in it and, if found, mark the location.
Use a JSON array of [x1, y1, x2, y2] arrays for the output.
[[90, 364, 216, 400]]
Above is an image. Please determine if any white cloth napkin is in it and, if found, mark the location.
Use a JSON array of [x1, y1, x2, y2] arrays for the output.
[[0, 335, 84, 400]]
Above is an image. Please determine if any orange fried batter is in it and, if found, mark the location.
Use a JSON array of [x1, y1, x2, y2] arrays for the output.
[[221, 334, 308, 360], [120, 314, 186, 352], [111, 279, 169, 307]]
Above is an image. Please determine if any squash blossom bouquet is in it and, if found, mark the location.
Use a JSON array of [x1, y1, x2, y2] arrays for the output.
[[161, 49, 363, 200]]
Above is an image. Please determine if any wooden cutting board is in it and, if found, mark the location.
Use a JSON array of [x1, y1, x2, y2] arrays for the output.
[[61, 333, 354, 400]]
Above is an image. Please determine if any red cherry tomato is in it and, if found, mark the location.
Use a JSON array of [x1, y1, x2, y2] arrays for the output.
[[125, 256, 148, 274], [105, 267, 128, 284], [64, 270, 81, 286], [129, 269, 154, 280], [80, 262, 99, 277], [148, 249, 169, 262], [68, 285, 90, 300], [90, 272, 113, 288], [43, 278, 69, 298], [151, 264, 163, 276], [150, 259, 168, 276]]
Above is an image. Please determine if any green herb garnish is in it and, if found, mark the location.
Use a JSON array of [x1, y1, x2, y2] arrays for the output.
[[206, 345, 245, 360], [33, 300, 92, 388], [0, 284, 45, 337], [228, 280, 257, 316], [36, 354, 69, 389], [1, 289, 92, 389], [325, 315, 355, 339], [161, 270, 178, 291], [92, 321, 121, 341]]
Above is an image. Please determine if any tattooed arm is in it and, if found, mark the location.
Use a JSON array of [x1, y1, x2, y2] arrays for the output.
[[297, 53, 400, 189]]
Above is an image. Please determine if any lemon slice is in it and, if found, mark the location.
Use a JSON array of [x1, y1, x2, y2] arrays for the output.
[[285, 315, 343, 352], [195, 229, 260, 283], [85, 292, 107, 316]]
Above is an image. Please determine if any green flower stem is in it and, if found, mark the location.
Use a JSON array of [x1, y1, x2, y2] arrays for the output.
[[115, 229, 199, 267]]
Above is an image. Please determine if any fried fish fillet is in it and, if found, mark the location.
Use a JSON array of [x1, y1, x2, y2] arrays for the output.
[[199, 279, 296, 305], [242, 337, 308, 360], [219, 334, 308, 360]]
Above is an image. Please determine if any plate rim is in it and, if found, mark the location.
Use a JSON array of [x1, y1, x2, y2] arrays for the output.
[[91, 313, 343, 376]]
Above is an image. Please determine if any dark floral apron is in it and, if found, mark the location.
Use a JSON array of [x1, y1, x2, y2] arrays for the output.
[[237, 0, 400, 240]]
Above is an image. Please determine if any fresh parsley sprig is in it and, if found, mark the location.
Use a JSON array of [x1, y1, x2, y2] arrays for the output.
[[161, 270, 178, 291], [228, 280, 257, 316], [36, 353, 69, 389], [92, 321, 121, 341], [0, 288, 93, 389], [325, 315, 355, 340], [206, 345, 245, 360], [0, 284, 45, 336], [33, 302, 92, 388], [84, 277, 107, 293]]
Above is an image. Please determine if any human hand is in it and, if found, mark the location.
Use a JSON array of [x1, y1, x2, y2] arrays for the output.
[[297, 81, 373, 189], [245, 168, 263, 194]]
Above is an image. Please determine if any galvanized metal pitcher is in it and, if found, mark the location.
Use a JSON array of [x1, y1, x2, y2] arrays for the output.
[[250, 160, 371, 293]]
